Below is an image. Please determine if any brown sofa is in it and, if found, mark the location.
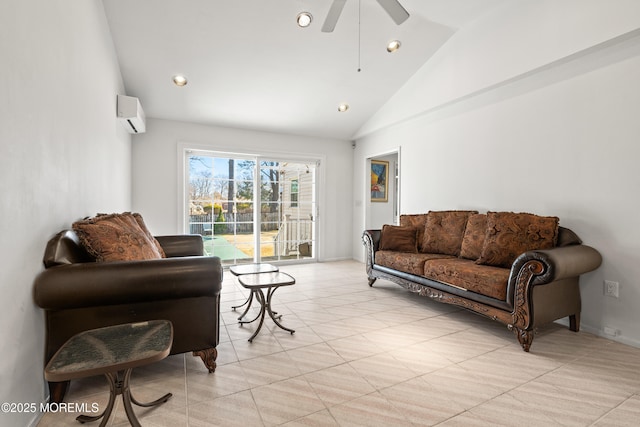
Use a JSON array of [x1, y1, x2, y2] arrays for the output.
[[362, 211, 602, 352], [33, 229, 223, 402]]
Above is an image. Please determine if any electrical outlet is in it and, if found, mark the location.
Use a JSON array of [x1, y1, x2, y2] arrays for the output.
[[604, 280, 619, 298], [604, 326, 620, 337]]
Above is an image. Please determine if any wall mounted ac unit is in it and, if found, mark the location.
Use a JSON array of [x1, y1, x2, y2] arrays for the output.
[[117, 94, 146, 134]]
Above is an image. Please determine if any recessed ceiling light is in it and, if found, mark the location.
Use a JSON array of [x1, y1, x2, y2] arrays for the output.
[[386, 40, 401, 53], [338, 103, 349, 112], [297, 12, 313, 28], [172, 75, 188, 86]]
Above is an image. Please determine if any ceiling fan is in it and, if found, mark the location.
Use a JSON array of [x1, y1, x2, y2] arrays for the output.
[[321, 0, 410, 33]]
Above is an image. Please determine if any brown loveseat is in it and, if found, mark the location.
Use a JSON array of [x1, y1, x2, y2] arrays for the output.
[[33, 213, 223, 402], [362, 211, 602, 351]]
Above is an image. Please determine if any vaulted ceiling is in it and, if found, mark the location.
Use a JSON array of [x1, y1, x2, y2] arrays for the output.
[[103, 0, 508, 140]]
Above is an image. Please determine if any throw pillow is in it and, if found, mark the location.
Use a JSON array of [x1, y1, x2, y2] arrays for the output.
[[400, 214, 429, 251], [379, 225, 418, 253], [476, 211, 559, 268], [459, 213, 487, 260], [132, 212, 166, 258], [73, 212, 164, 262], [421, 210, 478, 256]]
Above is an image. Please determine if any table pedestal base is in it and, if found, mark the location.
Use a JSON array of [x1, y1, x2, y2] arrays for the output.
[[239, 287, 295, 342], [77, 369, 171, 427]]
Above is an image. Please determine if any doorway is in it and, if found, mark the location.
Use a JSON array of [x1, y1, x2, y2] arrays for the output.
[[366, 150, 400, 229], [185, 150, 318, 265]]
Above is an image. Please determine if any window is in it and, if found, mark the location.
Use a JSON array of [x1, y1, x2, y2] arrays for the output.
[[290, 179, 299, 207]]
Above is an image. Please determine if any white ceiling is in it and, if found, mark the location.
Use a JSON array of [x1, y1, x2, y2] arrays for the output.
[[103, 0, 508, 140]]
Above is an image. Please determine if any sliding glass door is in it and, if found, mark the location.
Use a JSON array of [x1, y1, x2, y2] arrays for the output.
[[259, 159, 317, 263], [186, 150, 317, 265]]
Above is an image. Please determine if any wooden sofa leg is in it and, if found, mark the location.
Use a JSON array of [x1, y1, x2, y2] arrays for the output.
[[368, 277, 376, 287], [193, 348, 218, 373], [513, 328, 534, 352], [569, 313, 580, 332], [49, 381, 69, 404]]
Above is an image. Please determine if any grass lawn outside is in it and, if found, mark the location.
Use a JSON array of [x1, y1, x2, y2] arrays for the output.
[[202, 231, 279, 263]]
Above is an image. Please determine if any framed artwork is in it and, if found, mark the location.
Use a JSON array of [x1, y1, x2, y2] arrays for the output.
[[370, 160, 389, 202]]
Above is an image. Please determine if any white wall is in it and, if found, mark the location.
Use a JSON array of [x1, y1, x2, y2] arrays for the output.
[[132, 118, 353, 261], [353, 2, 640, 347], [0, 1, 131, 425]]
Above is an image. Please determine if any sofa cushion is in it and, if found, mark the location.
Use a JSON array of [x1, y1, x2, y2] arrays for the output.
[[376, 251, 455, 276], [422, 210, 477, 256], [459, 214, 487, 260], [477, 212, 559, 268], [73, 212, 164, 262], [423, 258, 509, 301], [400, 214, 429, 251], [379, 225, 418, 253]]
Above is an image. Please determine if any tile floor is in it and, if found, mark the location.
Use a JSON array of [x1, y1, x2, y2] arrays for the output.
[[38, 260, 640, 426]]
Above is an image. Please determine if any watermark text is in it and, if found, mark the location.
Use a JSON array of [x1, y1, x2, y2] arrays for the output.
[[1, 402, 99, 414]]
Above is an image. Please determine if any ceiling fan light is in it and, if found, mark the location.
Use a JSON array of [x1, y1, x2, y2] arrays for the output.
[[338, 103, 349, 112], [297, 12, 313, 27], [387, 40, 401, 52], [172, 75, 188, 86]]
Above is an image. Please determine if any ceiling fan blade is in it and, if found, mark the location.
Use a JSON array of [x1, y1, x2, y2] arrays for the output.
[[321, 0, 347, 33], [375, 0, 409, 25]]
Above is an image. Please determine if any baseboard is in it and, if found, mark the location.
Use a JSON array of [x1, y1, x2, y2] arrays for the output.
[[557, 319, 640, 349], [27, 410, 43, 427], [318, 256, 351, 262]]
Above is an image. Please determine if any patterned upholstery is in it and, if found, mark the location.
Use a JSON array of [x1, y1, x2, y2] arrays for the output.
[[459, 214, 487, 260], [132, 212, 166, 257], [421, 210, 477, 256], [376, 210, 562, 301], [423, 258, 509, 301], [400, 214, 429, 252], [376, 250, 455, 276], [72, 212, 164, 262], [477, 212, 559, 268]]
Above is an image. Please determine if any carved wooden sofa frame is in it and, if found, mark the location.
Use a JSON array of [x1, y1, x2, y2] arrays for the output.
[[363, 228, 602, 351]]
